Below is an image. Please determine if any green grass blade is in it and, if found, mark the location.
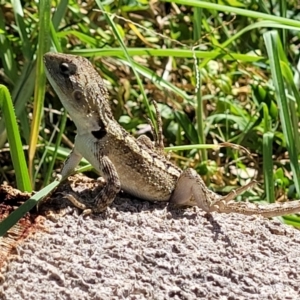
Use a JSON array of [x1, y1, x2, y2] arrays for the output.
[[43, 111, 68, 185], [163, 0, 300, 28], [264, 31, 300, 195], [0, 180, 59, 237], [52, 0, 69, 30], [282, 215, 300, 227], [0, 85, 31, 192], [95, 1, 155, 126], [70, 48, 266, 62], [200, 20, 300, 69], [10, 0, 32, 59], [165, 144, 232, 151], [277, 59, 300, 153], [49, 21, 62, 52], [28, 0, 51, 182], [193, 7, 206, 160], [118, 58, 192, 103], [0, 61, 36, 147], [174, 111, 199, 145], [263, 132, 275, 203], [0, 10, 18, 83]]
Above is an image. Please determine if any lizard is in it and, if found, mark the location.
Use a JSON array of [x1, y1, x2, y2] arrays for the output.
[[43, 52, 300, 217]]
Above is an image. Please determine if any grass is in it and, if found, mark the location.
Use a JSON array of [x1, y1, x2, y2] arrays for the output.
[[1, 0, 300, 229]]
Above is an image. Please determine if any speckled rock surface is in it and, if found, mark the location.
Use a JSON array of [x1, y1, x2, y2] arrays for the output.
[[1, 194, 300, 300]]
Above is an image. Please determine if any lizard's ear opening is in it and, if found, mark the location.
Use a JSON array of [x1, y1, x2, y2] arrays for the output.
[[72, 90, 83, 102], [59, 62, 77, 77]]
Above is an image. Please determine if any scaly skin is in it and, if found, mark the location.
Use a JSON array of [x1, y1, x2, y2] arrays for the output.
[[44, 52, 300, 217]]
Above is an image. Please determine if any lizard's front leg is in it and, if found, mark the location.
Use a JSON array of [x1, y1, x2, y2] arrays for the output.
[[61, 147, 83, 179], [92, 155, 121, 212], [63, 155, 121, 213], [37, 147, 82, 212]]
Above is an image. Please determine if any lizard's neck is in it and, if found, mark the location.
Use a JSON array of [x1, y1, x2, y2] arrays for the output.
[[73, 92, 116, 136]]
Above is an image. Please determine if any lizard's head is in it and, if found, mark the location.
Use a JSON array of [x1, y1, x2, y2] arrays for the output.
[[44, 52, 112, 132]]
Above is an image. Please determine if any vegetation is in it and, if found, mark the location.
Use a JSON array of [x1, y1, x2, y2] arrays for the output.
[[1, 0, 300, 228]]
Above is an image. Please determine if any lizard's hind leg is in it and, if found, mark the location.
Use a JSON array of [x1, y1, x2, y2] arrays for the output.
[[170, 168, 221, 212], [170, 169, 259, 214]]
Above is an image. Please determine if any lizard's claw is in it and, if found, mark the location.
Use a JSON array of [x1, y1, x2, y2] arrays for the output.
[[60, 192, 93, 216]]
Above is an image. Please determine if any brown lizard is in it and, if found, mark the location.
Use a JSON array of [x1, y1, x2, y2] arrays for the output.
[[43, 52, 300, 217]]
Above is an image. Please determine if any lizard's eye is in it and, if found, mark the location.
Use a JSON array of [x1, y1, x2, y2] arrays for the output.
[[59, 62, 76, 77]]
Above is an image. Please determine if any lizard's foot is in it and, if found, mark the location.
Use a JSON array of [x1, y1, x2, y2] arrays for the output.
[[62, 192, 94, 215], [61, 186, 118, 214], [209, 181, 258, 213]]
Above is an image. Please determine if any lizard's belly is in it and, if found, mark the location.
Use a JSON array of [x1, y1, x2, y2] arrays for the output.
[[116, 165, 174, 202], [109, 147, 180, 202]]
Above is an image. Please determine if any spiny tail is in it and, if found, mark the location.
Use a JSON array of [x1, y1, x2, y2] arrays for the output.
[[213, 180, 300, 217], [218, 200, 300, 217], [220, 181, 258, 203]]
